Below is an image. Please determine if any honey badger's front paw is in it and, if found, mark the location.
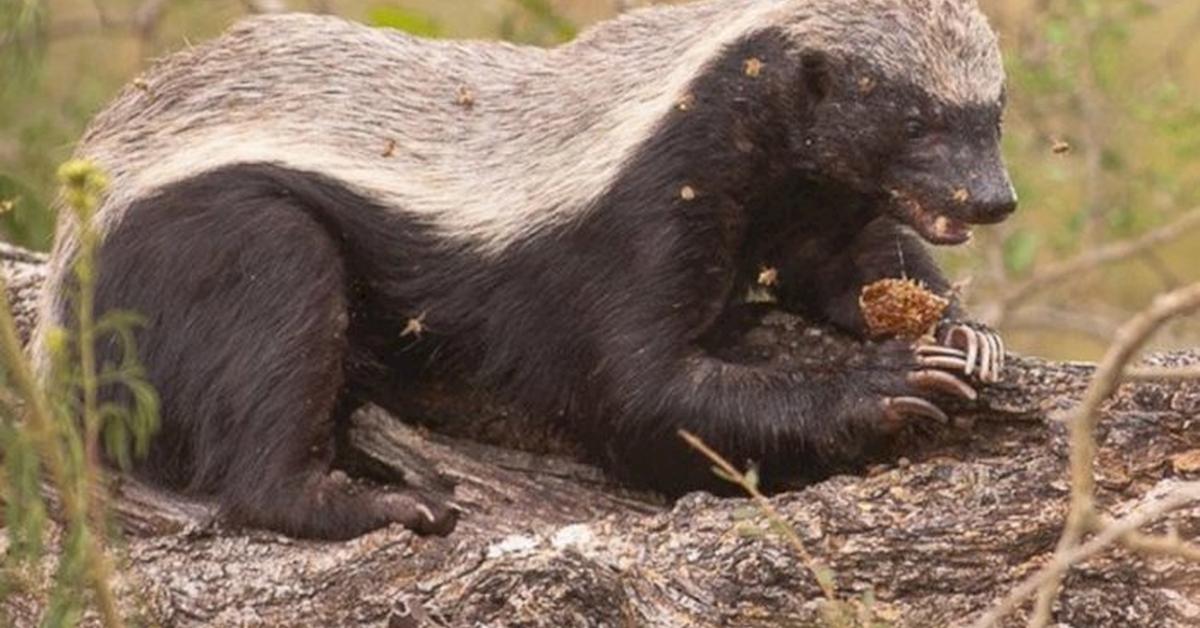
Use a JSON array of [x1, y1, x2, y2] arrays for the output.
[[866, 340, 978, 431], [934, 319, 1006, 383]]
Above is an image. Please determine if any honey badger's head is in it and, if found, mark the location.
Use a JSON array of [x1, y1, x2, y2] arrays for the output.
[[779, 0, 1015, 245]]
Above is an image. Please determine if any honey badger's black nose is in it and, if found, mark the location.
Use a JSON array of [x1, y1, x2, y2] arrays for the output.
[[963, 175, 1018, 224], [950, 141, 1019, 223], [975, 186, 1017, 222]]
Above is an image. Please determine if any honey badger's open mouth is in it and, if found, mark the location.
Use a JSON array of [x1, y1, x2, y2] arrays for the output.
[[890, 190, 974, 246]]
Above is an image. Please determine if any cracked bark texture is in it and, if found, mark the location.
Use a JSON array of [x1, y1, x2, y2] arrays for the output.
[[2, 248, 1199, 627]]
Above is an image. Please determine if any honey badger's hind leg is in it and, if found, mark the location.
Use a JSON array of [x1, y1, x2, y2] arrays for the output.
[[87, 169, 456, 539]]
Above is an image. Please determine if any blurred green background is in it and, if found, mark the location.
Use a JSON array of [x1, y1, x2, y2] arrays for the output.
[[1, 0, 1198, 359]]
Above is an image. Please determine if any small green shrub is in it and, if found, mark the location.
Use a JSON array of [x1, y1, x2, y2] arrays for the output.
[[1, 160, 159, 628]]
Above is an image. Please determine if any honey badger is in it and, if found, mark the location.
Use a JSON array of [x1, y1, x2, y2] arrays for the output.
[[40, 0, 1017, 539]]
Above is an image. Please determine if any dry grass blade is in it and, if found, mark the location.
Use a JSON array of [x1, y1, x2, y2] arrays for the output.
[[678, 429, 837, 602]]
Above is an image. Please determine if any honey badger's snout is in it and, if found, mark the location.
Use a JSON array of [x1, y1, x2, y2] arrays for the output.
[[957, 151, 1018, 224], [889, 135, 1017, 245]]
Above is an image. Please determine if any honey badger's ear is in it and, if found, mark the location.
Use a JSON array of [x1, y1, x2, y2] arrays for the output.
[[799, 50, 831, 103]]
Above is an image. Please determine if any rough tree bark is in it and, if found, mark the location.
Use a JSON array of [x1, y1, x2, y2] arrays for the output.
[[1, 247, 1197, 627]]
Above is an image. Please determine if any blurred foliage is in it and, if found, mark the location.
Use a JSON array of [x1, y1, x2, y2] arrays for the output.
[[0, 0, 1198, 359], [503, 0, 577, 43], [367, 5, 441, 37], [953, 0, 1200, 357]]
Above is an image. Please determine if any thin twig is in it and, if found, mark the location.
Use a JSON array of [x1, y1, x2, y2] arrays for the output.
[[1027, 282, 1200, 627], [996, 209, 1200, 322], [1123, 365, 1200, 381], [1117, 526, 1200, 561], [971, 481, 1200, 628]]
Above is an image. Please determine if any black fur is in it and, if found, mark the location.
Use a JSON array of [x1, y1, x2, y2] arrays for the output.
[[90, 171, 457, 539], [72, 28, 1014, 537]]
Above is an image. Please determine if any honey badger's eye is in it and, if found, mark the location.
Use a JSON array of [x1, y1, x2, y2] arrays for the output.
[[904, 118, 925, 140]]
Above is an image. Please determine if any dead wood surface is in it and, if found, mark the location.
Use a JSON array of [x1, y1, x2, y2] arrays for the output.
[[2, 248, 1199, 627]]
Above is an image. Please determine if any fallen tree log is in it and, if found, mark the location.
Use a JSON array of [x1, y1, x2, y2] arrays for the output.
[[2, 247, 1198, 627]]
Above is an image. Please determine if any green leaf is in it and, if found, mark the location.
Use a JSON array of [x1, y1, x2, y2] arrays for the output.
[[814, 564, 837, 592], [733, 522, 766, 538], [860, 586, 876, 610], [367, 6, 442, 38], [743, 464, 760, 490], [711, 466, 739, 484], [731, 505, 760, 520], [766, 519, 794, 537], [1003, 230, 1040, 275]]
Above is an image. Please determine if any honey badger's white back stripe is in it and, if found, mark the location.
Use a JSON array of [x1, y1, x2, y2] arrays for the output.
[[76, 1, 777, 253], [71, 0, 1003, 254]]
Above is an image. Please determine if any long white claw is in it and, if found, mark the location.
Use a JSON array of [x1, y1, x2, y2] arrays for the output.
[[987, 333, 1003, 382], [993, 333, 1003, 379], [953, 326, 978, 376], [883, 396, 950, 424], [977, 329, 992, 382], [919, 356, 970, 371], [917, 345, 969, 359], [415, 503, 436, 523], [908, 369, 978, 401], [984, 332, 996, 382]]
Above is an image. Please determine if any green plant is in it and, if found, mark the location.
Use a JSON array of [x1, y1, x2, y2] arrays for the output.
[[1, 160, 159, 627]]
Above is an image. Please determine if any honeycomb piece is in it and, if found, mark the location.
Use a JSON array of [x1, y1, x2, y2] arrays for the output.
[[859, 278, 949, 339]]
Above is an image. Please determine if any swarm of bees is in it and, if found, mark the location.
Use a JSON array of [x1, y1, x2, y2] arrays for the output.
[[859, 278, 949, 339]]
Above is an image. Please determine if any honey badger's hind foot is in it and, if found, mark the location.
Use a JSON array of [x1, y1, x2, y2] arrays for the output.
[[225, 469, 458, 540], [81, 165, 455, 540]]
